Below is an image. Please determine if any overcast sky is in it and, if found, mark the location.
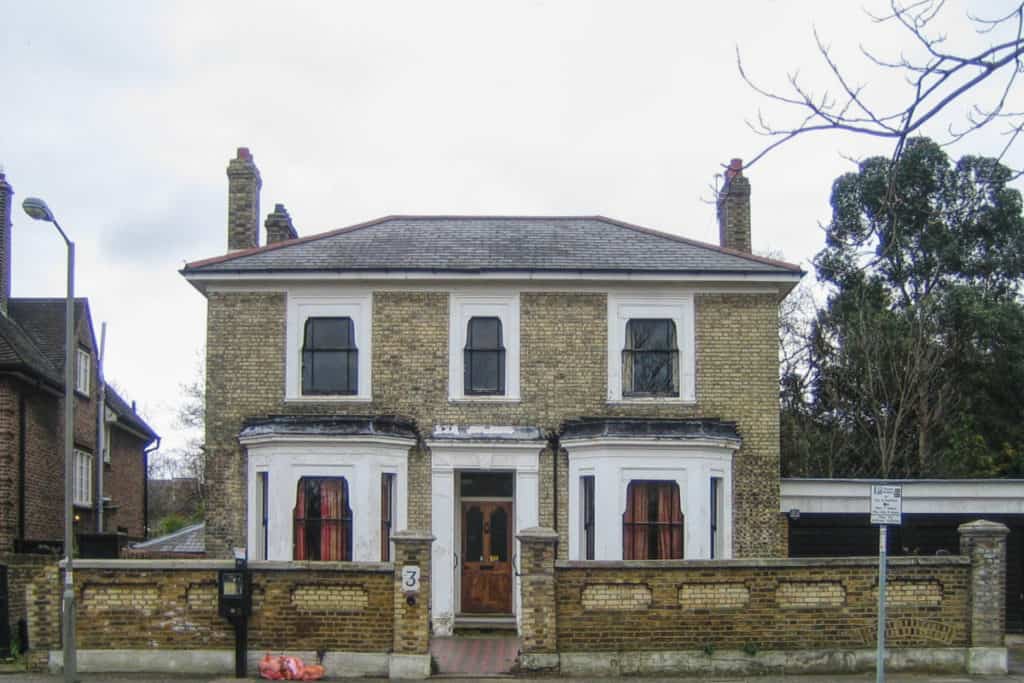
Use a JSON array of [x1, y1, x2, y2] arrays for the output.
[[2, 1, 1021, 457]]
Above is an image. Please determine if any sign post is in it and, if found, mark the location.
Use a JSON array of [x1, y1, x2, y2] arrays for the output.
[[870, 484, 902, 683]]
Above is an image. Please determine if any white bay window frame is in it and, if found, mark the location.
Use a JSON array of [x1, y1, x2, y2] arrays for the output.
[[565, 438, 735, 561], [243, 434, 411, 562]]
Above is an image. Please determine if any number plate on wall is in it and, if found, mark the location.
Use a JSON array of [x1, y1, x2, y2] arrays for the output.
[[402, 565, 421, 594]]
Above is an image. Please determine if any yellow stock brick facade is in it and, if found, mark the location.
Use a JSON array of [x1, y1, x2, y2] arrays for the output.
[[203, 288, 783, 559]]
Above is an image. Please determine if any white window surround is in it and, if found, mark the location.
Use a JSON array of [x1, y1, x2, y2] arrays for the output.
[[285, 293, 372, 402], [242, 434, 412, 562], [565, 438, 735, 561], [426, 437, 541, 636], [607, 292, 695, 403], [448, 293, 520, 401]]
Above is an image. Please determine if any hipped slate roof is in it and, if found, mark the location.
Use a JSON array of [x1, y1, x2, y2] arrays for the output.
[[183, 216, 802, 276]]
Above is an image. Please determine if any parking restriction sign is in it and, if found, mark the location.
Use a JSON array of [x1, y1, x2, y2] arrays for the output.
[[870, 485, 902, 526]]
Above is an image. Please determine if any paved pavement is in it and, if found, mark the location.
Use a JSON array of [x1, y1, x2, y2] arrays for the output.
[[1, 673, 1023, 682], [0, 644, 1021, 682]]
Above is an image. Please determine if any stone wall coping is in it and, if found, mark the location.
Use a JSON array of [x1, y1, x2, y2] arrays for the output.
[[518, 527, 560, 541], [555, 555, 970, 570], [63, 559, 235, 570], [958, 519, 1010, 536], [249, 560, 394, 573], [63, 558, 394, 572], [391, 531, 436, 543]]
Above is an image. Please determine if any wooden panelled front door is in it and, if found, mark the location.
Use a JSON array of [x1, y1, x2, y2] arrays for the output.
[[460, 501, 513, 613]]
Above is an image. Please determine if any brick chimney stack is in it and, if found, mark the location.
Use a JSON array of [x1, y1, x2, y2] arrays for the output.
[[0, 171, 13, 316], [226, 147, 262, 251], [265, 203, 298, 244], [717, 158, 751, 253]]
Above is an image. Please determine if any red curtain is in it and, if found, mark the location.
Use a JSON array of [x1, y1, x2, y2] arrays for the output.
[[320, 479, 347, 560], [657, 483, 683, 559], [294, 481, 308, 560], [623, 483, 649, 560], [623, 481, 683, 560], [294, 478, 349, 561]]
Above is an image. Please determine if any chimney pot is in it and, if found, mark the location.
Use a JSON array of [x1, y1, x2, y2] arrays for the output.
[[717, 157, 752, 253], [226, 147, 262, 251]]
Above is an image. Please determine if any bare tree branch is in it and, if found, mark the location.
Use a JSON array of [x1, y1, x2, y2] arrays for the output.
[[740, 1, 1024, 175]]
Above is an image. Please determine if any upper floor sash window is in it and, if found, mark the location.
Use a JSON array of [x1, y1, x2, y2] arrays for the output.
[[622, 319, 679, 397], [301, 317, 357, 395], [464, 316, 505, 395]]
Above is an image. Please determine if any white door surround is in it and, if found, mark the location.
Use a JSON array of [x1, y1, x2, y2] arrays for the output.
[[427, 431, 544, 636]]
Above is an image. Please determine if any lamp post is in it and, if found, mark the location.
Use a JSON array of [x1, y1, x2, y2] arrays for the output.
[[22, 197, 77, 683]]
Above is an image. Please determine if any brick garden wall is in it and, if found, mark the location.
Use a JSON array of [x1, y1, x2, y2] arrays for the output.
[[26, 561, 395, 656], [204, 288, 783, 558], [553, 557, 970, 652]]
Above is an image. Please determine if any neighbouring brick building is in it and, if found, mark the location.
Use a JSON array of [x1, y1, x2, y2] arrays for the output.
[[182, 149, 803, 636], [0, 171, 160, 553]]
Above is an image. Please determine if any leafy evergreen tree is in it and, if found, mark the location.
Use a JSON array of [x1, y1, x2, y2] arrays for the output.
[[782, 138, 1024, 477]]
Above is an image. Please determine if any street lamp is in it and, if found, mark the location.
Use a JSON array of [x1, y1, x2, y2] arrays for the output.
[[22, 196, 77, 683]]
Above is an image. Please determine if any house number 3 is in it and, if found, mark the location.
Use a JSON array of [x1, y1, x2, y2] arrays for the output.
[[402, 565, 421, 593]]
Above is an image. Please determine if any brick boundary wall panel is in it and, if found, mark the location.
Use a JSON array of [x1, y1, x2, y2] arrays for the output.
[[26, 561, 395, 657], [553, 557, 970, 652]]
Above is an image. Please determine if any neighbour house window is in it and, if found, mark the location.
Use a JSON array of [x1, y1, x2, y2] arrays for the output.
[[464, 317, 505, 395], [622, 480, 683, 560], [293, 476, 352, 561], [301, 317, 358, 395], [582, 475, 595, 560], [73, 449, 93, 507], [75, 348, 90, 394], [622, 319, 678, 397], [381, 473, 395, 561]]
